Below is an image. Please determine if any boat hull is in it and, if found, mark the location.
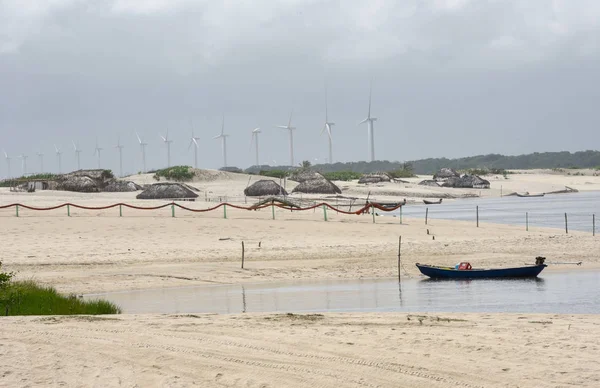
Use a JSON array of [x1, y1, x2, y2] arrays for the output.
[[416, 264, 547, 279]]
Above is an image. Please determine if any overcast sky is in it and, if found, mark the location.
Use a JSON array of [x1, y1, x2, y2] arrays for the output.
[[1, 0, 599, 176]]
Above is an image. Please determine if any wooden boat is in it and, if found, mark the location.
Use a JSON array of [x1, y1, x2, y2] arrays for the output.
[[423, 198, 443, 205], [416, 258, 547, 279], [515, 192, 545, 198]]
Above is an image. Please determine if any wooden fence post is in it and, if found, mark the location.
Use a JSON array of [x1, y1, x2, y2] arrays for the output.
[[119, 204, 122, 217], [594, 214, 596, 236], [224, 204, 227, 219], [67, 204, 70, 217], [372, 204, 376, 224], [15, 204, 19, 217], [271, 203, 275, 220], [399, 206, 403, 225], [565, 213, 568, 234], [323, 204, 328, 221], [425, 207, 428, 225], [526, 212, 529, 232], [241, 241, 245, 269], [171, 203, 175, 218], [476, 206, 479, 228], [397, 236, 402, 282]]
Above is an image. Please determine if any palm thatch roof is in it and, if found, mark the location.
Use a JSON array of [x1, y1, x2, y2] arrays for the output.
[[358, 172, 392, 184], [418, 179, 441, 187], [288, 170, 325, 183], [244, 180, 288, 197], [433, 168, 460, 181], [441, 175, 490, 189], [292, 178, 341, 194], [56, 176, 101, 192], [136, 183, 199, 200], [104, 180, 143, 192]]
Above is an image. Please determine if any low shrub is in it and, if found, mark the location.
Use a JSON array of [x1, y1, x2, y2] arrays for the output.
[[322, 171, 362, 181], [153, 166, 194, 181]]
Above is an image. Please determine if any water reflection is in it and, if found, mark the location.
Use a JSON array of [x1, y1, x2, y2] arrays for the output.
[[84, 271, 598, 315]]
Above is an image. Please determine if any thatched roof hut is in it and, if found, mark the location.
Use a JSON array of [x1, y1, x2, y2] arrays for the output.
[[56, 175, 101, 192], [136, 183, 199, 200], [433, 168, 460, 181], [55, 169, 115, 193], [288, 170, 324, 183], [244, 180, 288, 197], [292, 178, 341, 194], [104, 180, 143, 192], [441, 174, 490, 189], [358, 172, 392, 184], [418, 179, 441, 187]]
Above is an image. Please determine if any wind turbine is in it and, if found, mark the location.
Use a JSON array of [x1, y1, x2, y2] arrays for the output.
[[19, 154, 28, 175], [135, 132, 148, 173], [93, 137, 103, 169], [359, 82, 377, 162], [250, 128, 261, 166], [72, 141, 82, 170], [160, 129, 173, 168], [3, 150, 11, 178], [54, 145, 63, 174], [276, 110, 296, 166], [115, 136, 124, 177], [36, 152, 44, 173], [188, 127, 201, 169], [321, 87, 335, 164], [212, 115, 229, 168]]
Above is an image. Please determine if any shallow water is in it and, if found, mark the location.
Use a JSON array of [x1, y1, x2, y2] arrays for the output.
[[392, 191, 599, 232], [85, 270, 600, 315]]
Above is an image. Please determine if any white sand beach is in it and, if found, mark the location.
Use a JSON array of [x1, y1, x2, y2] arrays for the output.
[[1, 169, 599, 387]]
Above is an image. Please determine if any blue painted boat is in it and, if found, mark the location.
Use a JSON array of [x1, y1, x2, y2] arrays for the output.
[[416, 262, 547, 279]]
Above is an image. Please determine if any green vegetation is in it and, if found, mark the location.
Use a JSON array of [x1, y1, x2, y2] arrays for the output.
[[322, 171, 362, 181], [153, 166, 194, 181], [247, 150, 600, 175], [0, 280, 121, 316]]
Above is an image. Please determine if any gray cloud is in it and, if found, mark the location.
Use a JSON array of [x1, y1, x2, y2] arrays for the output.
[[1, 0, 599, 176]]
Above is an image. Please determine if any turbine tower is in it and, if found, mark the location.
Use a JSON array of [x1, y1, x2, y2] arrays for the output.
[[359, 82, 377, 162], [115, 136, 124, 177], [135, 132, 148, 173], [212, 115, 229, 168], [19, 154, 28, 175], [160, 129, 173, 168], [72, 141, 82, 170], [321, 87, 335, 164], [37, 152, 44, 173], [93, 137, 103, 169], [54, 145, 63, 174], [250, 128, 261, 166], [188, 127, 201, 169], [3, 150, 11, 178], [276, 110, 296, 166]]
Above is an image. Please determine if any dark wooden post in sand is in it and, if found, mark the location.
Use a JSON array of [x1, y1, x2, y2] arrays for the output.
[[593, 214, 596, 236], [565, 213, 568, 234], [476, 206, 479, 228], [397, 236, 402, 282], [425, 207, 428, 225], [241, 241, 245, 269]]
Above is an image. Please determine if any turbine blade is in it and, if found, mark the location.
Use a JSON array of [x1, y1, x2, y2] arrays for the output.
[[136, 131, 142, 144], [320, 124, 326, 135], [72, 141, 77, 150], [221, 114, 225, 135], [213, 135, 221, 140], [160, 135, 167, 142], [288, 109, 293, 128], [192, 138, 199, 147], [188, 139, 193, 151], [359, 118, 369, 125], [276, 125, 288, 129]]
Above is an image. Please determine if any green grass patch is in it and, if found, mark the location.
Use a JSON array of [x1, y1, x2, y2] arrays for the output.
[[322, 171, 362, 181], [153, 166, 194, 181], [0, 173, 59, 187], [0, 281, 121, 316], [388, 169, 416, 179]]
